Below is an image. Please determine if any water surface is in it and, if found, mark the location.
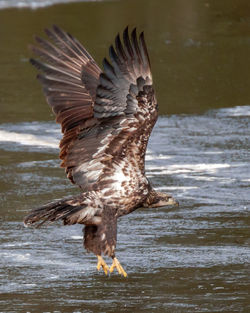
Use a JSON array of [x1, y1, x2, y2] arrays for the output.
[[1, 106, 249, 312], [0, 0, 250, 312]]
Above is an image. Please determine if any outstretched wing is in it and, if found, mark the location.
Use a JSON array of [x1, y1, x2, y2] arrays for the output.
[[30, 26, 157, 192], [94, 27, 153, 118], [64, 27, 158, 190], [29, 25, 101, 183]]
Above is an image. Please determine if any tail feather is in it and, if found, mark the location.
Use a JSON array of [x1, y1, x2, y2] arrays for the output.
[[24, 195, 88, 227]]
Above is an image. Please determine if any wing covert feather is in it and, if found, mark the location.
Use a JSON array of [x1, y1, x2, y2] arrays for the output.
[[30, 26, 157, 191]]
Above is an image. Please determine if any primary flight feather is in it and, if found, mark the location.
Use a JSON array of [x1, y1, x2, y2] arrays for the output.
[[24, 25, 178, 277]]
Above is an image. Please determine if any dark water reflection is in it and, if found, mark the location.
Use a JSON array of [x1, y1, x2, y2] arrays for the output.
[[1, 0, 250, 123], [0, 0, 250, 312]]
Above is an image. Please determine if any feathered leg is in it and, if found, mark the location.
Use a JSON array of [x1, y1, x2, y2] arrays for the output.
[[84, 213, 127, 277]]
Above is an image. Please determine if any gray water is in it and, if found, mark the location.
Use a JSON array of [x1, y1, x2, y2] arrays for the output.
[[1, 106, 250, 312], [0, 0, 250, 312]]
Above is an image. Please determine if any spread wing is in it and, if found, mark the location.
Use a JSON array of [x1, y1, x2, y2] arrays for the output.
[[29, 25, 101, 182], [30, 26, 157, 191]]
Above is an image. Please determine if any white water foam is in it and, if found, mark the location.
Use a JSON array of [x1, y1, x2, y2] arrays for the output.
[[214, 105, 250, 117], [0, 130, 58, 148], [156, 186, 199, 191], [0, 0, 103, 10], [147, 163, 230, 175], [70, 235, 83, 240], [146, 154, 172, 161]]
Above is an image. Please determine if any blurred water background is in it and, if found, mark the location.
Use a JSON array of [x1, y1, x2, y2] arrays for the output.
[[0, 0, 249, 312]]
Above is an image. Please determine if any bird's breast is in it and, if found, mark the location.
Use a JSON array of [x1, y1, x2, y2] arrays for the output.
[[97, 159, 149, 209]]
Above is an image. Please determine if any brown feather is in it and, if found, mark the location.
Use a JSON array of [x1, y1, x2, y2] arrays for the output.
[[24, 26, 178, 266], [29, 25, 157, 222]]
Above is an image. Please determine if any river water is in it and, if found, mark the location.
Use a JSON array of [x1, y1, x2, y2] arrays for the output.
[[0, 1, 250, 312]]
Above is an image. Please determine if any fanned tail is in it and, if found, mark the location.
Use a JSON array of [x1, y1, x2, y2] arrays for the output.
[[24, 195, 88, 227]]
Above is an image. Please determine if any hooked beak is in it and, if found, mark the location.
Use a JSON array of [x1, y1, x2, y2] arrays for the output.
[[167, 196, 179, 207], [150, 195, 179, 208]]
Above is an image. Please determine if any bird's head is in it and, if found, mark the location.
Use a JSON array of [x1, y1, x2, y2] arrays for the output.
[[143, 190, 179, 208]]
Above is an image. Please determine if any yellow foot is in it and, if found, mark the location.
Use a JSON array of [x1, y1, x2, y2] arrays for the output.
[[110, 257, 127, 277], [96, 255, 109, 275]]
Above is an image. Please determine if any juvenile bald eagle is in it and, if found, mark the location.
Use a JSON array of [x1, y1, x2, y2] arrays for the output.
[[24, 25, 178, 277]]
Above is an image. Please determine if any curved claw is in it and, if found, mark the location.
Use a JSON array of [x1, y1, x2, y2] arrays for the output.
[[96, 255, 109, 275], [110, 257, 127, 277]]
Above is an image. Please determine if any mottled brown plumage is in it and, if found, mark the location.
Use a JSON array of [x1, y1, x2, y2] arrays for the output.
[[24, 25, 178, 276]]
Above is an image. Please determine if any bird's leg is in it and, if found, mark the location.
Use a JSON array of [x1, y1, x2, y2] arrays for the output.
[[96, 255, 109, 275], [110, 256, 127, 277]]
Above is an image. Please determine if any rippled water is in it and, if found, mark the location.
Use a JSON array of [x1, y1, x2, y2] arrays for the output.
[[1, 106, 249, 312], [1, 0, 250, 311]]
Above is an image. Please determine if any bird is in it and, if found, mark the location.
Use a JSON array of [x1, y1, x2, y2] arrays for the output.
[[24, 25, 178, 277]]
